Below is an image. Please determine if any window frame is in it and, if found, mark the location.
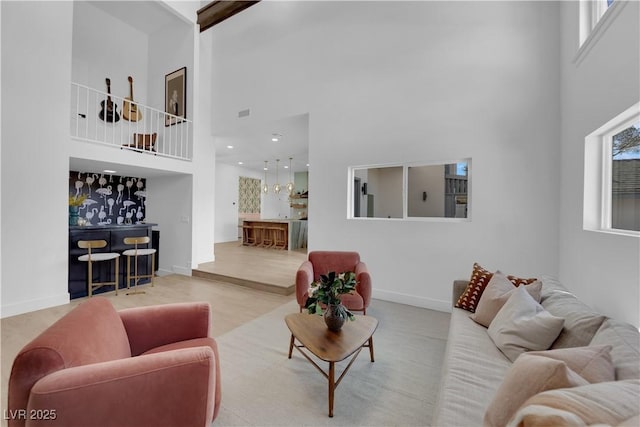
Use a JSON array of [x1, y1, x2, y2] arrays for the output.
[[584, 102, 640, 237], [575, 0, 626, 66], [347, 158, 472, 222]]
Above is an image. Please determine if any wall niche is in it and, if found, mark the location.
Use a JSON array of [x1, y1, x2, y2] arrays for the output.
[[69, 171, 147, 226]]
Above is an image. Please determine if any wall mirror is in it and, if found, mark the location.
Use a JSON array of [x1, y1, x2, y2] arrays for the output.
[[350, 159, 470, 220]]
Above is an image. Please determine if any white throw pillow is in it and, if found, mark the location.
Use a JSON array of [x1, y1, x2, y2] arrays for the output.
[[470, 271, 542, 327], [488, 285, 564, 362]]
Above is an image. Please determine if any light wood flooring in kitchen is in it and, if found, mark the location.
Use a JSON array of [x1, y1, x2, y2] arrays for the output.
[[193, 240, 307, 295]]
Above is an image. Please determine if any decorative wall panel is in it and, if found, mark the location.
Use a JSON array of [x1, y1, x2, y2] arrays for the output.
[[239, 176, 261, 214], [69, 171, 147, 226]]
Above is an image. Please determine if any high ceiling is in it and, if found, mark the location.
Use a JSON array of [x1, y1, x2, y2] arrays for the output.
[[213, 113, 309, 174]]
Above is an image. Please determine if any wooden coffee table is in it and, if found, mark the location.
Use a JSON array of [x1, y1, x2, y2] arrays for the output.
[[285, 313, 378, 417]]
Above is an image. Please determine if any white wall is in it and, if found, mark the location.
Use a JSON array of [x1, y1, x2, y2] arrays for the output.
[[408, 165, 446, 218], [146, 174, 193, 275], [208, 1, 562, 312], [1, 1, 74, 316], [559, 1, 640, 327], [215, 162, 242, 243], [190, 21, 216, 268], [368, 167, 403, 219], [72, 2, 149, 103]]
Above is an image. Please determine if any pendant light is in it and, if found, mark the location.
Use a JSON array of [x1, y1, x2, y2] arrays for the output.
[[262, 161, 269, 193], [273, 159, 281, 194], [286, 157, 295, 193]]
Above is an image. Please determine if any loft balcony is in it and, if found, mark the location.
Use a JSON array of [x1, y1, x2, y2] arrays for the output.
[[70, 82, 192, 161]]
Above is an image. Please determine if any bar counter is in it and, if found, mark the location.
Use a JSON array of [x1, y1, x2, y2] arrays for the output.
[[242, 219, 307, 250]]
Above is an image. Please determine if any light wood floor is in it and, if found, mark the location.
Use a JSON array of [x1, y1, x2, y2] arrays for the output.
[[1, 273, 295, 422], [193, 241, 307, 295]]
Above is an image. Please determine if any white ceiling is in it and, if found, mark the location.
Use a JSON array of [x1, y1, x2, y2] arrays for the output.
[[214, 113, 310, 174], [89, 1, 188, 35]]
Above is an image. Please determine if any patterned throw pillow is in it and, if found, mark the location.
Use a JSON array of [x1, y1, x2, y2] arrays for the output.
[[454, 263, 537, 313]]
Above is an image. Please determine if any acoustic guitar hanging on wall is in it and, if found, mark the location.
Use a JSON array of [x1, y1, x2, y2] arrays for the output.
[[122, 76, 141, 122], [99, 78, 120, 123]]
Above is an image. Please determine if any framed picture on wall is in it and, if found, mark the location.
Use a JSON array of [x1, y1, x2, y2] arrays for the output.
[[165, 67, 186, 126]]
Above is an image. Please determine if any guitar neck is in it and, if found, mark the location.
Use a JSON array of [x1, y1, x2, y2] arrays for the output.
[[106, 78, 113, 102]]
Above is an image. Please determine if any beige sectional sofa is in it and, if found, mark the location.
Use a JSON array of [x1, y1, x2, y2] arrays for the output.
[[432, 275, 640, 426]]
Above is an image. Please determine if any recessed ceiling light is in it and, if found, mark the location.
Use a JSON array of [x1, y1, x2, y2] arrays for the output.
[[103, 169, 117, 174], [227, 145, 234, 149], [306, 163, 310, 167], [284, 165, 289, 169], [238, 161, 244, 165], [271, 133, 281, 142]]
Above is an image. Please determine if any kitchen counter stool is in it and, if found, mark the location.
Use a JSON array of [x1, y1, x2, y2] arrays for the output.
[[122, 236, 156, 295], [77, 240, 120, 297]]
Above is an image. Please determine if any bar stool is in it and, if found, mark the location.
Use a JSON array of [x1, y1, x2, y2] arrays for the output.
[[261, 226, 276, 248], [242, 225, 256, 246], [77, 240, 120, 297], [253, 225, 267, 247], [122, 236, 156, 295], [273, 226, 287, 250]]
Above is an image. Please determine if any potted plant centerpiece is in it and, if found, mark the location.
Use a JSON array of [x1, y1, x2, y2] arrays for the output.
[[305, 271, 357, 331], [68, 194, 87, 226]]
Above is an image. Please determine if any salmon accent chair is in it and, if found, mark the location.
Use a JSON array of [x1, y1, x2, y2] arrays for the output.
[[8, 297, 221, 427], [296, 251, 372, 315]]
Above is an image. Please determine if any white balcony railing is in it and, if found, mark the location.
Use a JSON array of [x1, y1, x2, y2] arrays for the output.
[[70, 82, 192, 161]]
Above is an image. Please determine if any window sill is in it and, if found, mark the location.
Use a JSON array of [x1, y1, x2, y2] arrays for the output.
[[574, 0, 627, 67], [585, 228, 640, 238]]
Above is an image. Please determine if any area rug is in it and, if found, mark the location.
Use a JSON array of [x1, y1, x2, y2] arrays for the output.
[[213, 299, 450, 426]]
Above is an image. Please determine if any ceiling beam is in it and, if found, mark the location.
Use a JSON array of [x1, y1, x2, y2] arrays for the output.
[[197, 1, 261, 33]]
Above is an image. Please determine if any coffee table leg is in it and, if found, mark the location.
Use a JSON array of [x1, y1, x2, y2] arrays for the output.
[[369, 336, 375, 362], [288, 334, 295, 359], [328, 361, 335, 417]]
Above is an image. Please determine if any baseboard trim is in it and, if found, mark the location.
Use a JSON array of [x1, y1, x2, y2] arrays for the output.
[[171, 265, 192, 276], [372, 289, 451, 313], [1, 293, 70, 319]]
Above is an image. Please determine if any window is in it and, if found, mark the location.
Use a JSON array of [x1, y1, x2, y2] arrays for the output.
[[576, 0, 626, 64], [584, 103, 640, 235], [349, 159, 471, 221], [611, 122, 640, 231], [579, 0, 615, 46]]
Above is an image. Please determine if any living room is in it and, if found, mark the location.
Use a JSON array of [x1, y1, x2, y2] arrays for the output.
[[1, 0, 638, 425]]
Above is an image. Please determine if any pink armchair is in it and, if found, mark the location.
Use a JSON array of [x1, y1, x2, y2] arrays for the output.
[[296, 251, 372, 315], [8, 297, 221, 427]]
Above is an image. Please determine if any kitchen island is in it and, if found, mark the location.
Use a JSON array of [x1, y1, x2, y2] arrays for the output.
[[242, 219, 307, 251]]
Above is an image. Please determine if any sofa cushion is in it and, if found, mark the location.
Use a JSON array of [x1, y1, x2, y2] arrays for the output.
[[508, 379, 640, 427], [590, 318, 640, 380], [470, 272, 542, 327], [488, 286, 565, 362], [540, 276, 606, 349], [455, 263, 537, 312], [143, 337, 222, 420], [484, 353, 589, 427], [524, 345, 615, 383], [431, 308, 512, 427]]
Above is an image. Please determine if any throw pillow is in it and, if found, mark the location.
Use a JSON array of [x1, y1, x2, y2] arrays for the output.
[[525, 345, 615, 383], [488, 285, 564, 362], [508, 379, 640, 427], [483, 354, 589, 427], [540, 288, 606, 349], [455, 263, 537, 313], [470, 272, 542, 327]]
